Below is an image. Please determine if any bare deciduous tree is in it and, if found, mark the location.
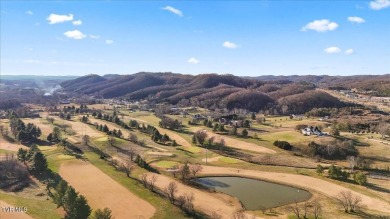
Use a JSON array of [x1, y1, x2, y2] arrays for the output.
[[140, 173, 148, 187], [348, 156, 356, 172], [338, 191, 361, 213], [110, 158, 119, 170], [312, 200, 322, 219], [194, 130, 208, 146], [166, 181, 178, 204], [288, 201, 301, 218], [232, 210, 246, 219], [182, 193, 195, 215], [128, 133, 138, 143], [190, 163, 203, 177], [121, 161, 134, 177], [148, 175, 158, 192], [350, 194, 362, 212], [303, 201, 309, 219], [107, 136, 115, 146], [171, 165, 180, 178], [81, 135, 90, 146]]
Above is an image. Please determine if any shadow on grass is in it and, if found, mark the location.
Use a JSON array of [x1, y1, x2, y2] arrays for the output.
[[349, 210, 390, 219]]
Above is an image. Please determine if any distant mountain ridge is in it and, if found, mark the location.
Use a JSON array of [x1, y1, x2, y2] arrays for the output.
[[60, 72, 358, 114]]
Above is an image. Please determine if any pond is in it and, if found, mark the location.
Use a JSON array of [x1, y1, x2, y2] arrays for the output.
[[193, 176, 311, 210]]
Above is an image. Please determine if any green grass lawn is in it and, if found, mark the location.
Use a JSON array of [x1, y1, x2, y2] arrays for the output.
[[154, 160, 180, 168], [218, 156, 241, 164], [0, 148, 16, 155], [0, 191, 62, 219]]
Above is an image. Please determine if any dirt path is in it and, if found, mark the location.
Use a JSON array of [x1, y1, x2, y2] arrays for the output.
[[0, 138, 28, 151], [144, 173, 260, 219], [60, 160, 155, 219], [200, 166, 390, 214], [0, 200, 33, 219], [193, 128, 276, 154]]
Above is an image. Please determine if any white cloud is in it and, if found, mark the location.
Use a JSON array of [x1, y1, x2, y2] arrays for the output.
[[63, 30, 86, 40], [25, 11, 33, 15], [348, 16, 365, 23], [47, 13, 74, 24], [223, 41, 238, 49], [72, 20, 82, 26], [90, 35, 100, 39], [162, 6, 183, 17], [105, 40, 114, 45], [301, 19, 339, 32], [324, 46, 341, 54], [345, 49, 355, 55], [187, 57, 199, 64], [369, 0, 390, 10]]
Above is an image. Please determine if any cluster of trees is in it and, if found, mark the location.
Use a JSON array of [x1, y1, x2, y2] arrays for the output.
[[273, 140, 293, 150], [139, 124, 172, 145], [93, 111, 130, 129], [337, 191, 362, 213], [9, 114, 41, 143], [80, 115, 89, 123], [169, 162, 203, 183], [164, 182, 195, 216], [59, 112, 72, 120], [159, 116, 181, 130], [0, 99, 22, 110], [95, 123, 123, 138], [328, 165, 350, 180], [16, 145, 48, 175], [192, 131, 226, 151], [62, 104, 90, 115], [306, 140, 358, 160], [316, 164, 368, 185], [0, 154, 30, 191], [194, 118, 250, 138], [288, 200, 322, 219], [47, 127, 62, 143], [51, 180, 91, 219]]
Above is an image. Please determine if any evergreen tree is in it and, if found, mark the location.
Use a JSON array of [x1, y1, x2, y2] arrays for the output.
[[102, 125, 109, 133], [117, 129, 123, 138], [73, 195, 92, 219], [92, 208, 113, 219], [251, 112, 256, 120], [17, 148, 29, 164], [241, 129, 248, 137], [53, 180, 69, 207], [32, 151, 48, 173]]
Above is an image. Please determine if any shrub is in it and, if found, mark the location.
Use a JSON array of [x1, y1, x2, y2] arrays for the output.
[[273, 140, 293, 150]]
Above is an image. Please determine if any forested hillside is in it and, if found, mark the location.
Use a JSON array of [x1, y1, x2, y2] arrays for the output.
[[60, 72, 352, 114], [252, 75, 390, 96]]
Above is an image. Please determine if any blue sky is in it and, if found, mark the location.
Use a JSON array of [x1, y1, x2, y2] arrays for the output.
[[1, 0, 389, 76]]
